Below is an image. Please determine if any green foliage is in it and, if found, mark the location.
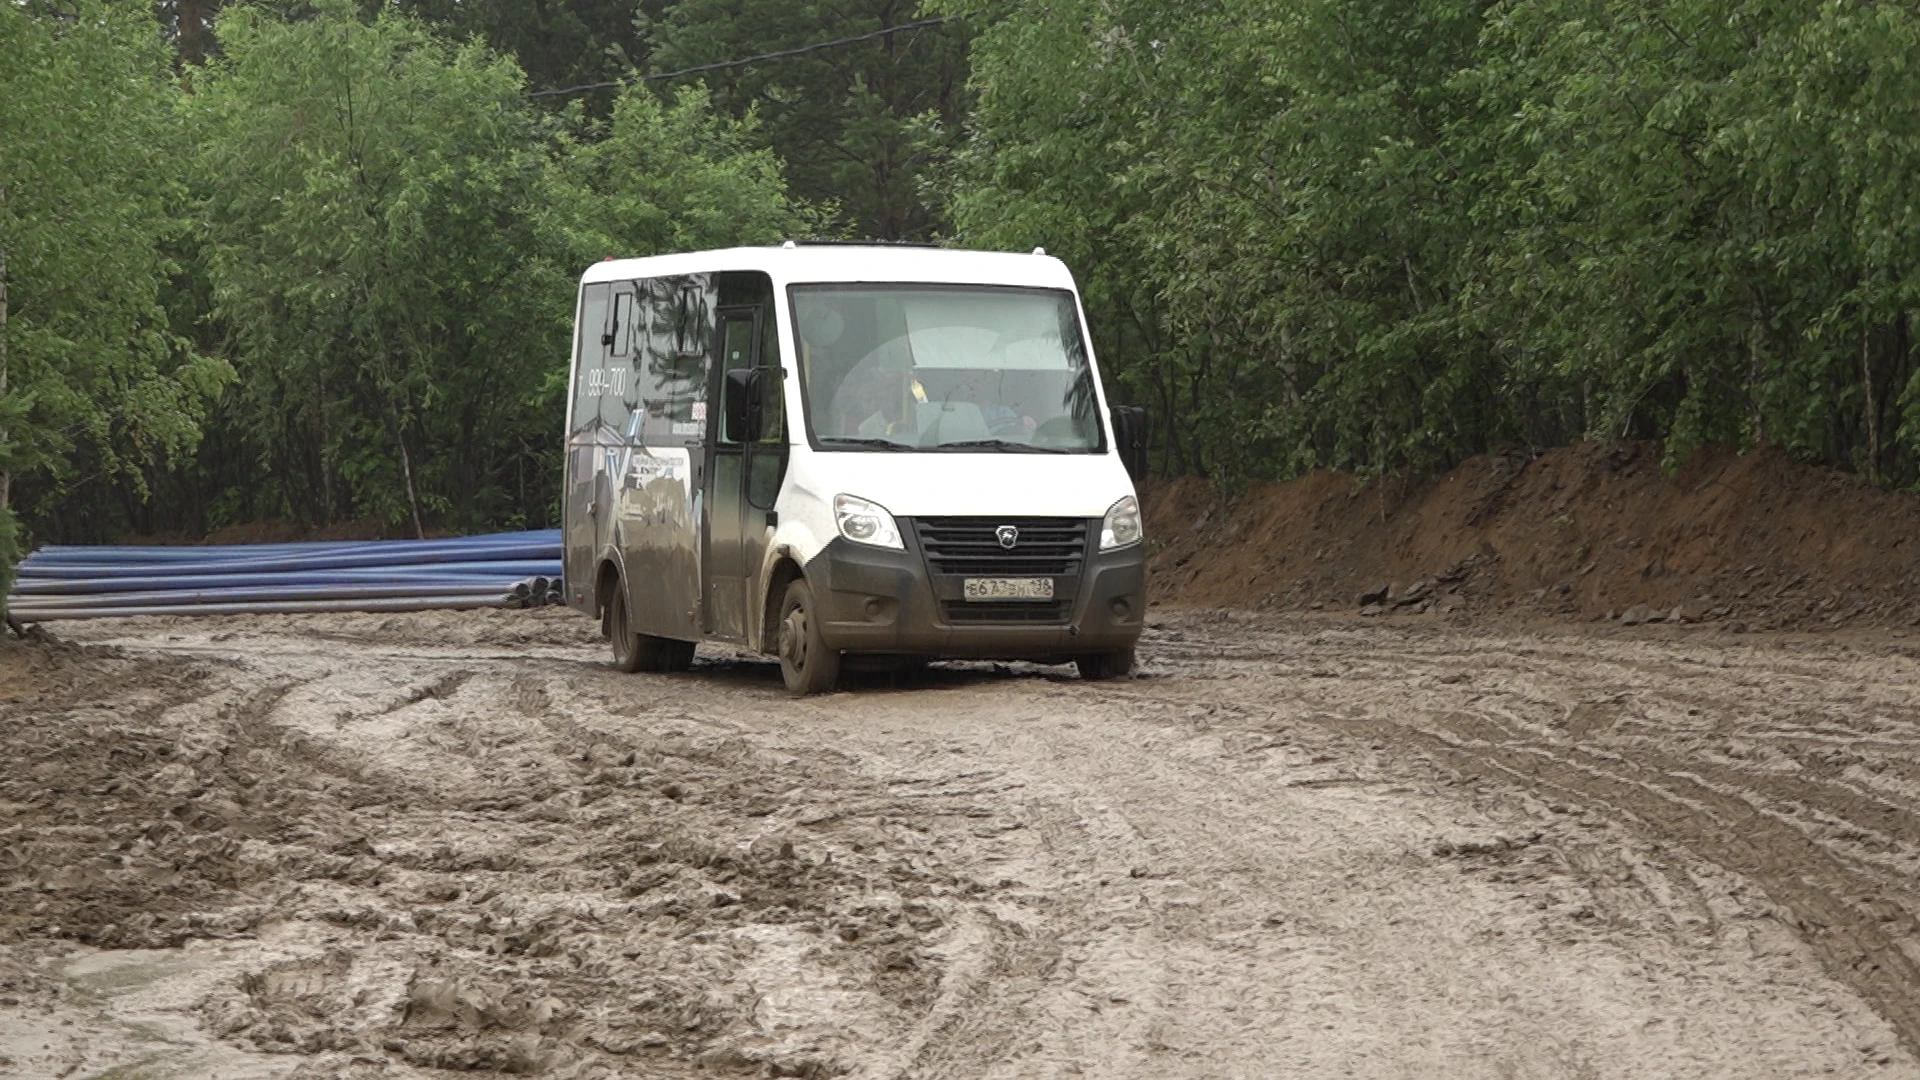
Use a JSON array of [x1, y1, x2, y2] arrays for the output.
[[945, 0, 1920, 486], [175, 1, 806, 537], [646, 0, 971, 239], [0, 1, 226, 594], [556, 85, 814, 258], [189, 0, 564, 533], [16, 0, 1920, 570], [370, 0, 655, 100]]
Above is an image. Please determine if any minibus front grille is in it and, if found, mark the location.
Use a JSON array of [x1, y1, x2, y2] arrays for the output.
[[942, 599, 1073, 624], [913, 517, 1088, 578]]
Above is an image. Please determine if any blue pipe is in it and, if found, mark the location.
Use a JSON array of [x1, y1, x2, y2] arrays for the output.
[[6, 530, 570, 622], [27, 529, 561, 561], [21, 533, 556, 563], [7, 596, 514, 621], [17, 584, 520, 610], [15, 543, 562, 579], [10, 561, 561, 595], [19, 541, 560, 571]]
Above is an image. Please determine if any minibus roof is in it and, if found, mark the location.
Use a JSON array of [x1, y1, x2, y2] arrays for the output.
[[579, 244, 1077, 291]]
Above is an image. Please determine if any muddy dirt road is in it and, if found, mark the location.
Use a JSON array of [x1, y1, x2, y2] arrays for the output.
[[4, 608, 1920, 1079]]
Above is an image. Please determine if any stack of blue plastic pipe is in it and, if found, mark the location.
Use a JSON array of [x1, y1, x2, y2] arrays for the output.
[[5, 529, 564, 621]]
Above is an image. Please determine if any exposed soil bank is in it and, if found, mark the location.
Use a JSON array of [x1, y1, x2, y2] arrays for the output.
[[1144, 441, 1920, 630]]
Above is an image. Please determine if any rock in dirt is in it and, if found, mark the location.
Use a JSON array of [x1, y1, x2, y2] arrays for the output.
[[1619, 604, 1652, 626], [1395, 580, 1433, 607], [1358, 582, 1392, 606], [1359, 603, 1385, 617]]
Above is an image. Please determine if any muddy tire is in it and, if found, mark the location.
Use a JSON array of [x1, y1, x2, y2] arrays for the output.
[[608, 583, 690, 673], [1075, 648, 1135, 681], [658, 639, 697, 672], [777, 579, 840, 695], [607, 585, 648, 672]]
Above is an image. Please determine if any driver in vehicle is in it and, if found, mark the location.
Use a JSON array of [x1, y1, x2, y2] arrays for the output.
[[801, 299, 923, 439], [847, 365, 923, 438]]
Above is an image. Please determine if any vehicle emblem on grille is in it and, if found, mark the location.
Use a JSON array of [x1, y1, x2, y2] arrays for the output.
[[996, 525, 1019, 550]]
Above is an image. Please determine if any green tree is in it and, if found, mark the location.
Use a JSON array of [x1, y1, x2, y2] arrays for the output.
[[943, 0, 1499, 479], [646, 0, 971, 239], [556, 83, 813, 258], [372, 0, 655, 100], [191, 0, 567, 534], [184, 1, 806, 537], [0, 1, 225, 594], [946, 0, 1920, 487]]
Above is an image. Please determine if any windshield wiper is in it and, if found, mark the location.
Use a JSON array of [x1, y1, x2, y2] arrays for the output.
[[818, 436, 916, 451], [933, 438, 1075, 454]]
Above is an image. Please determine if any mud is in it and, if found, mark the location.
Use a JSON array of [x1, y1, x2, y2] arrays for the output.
[[3, 608, 1919, 1077]]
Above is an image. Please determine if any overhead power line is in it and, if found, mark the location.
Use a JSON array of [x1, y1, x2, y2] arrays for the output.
[[527, 15, 962, 100]]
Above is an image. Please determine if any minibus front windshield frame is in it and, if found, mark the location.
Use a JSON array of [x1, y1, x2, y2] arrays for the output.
[[788, 282, 1108, 455]]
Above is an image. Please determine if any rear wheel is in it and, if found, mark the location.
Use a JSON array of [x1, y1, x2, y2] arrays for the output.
[[1075, 648, 1135, 681], [777, 579, 840, 695], [608, 582, 694, 673], [607, 585, 646, 673], [658, 639, 697, 672]]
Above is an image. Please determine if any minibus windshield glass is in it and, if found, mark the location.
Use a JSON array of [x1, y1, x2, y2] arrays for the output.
[[791, 285, 1104, 453]]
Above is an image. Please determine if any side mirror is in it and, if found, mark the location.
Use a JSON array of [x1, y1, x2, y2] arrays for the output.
[[725, 368, 763, 443], [1110, 405, 1149, 481]]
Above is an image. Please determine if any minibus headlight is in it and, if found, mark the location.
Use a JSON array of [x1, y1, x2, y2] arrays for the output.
[[833, 494, 904, 550], [1099, 495, 1143, 551]]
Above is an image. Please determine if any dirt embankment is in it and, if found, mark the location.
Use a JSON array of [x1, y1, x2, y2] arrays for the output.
[[1144, 441, 1920, 631]]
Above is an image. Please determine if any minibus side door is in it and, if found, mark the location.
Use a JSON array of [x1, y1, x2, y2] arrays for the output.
[[620, 274, 710, 642], [702, 306, 760, 642]]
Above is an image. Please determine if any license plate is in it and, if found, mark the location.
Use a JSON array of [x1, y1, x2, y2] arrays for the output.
[[963, 577, 1054, 601]]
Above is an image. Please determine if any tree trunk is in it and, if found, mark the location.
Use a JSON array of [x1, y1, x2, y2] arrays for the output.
[[1861, 325, 1879, 485], [1, 241, 12, 529], [1, 240, 14, 625], [177, 0, 210, 66], [391, 406, 426, 540]]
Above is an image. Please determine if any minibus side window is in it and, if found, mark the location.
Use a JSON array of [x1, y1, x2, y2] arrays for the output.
[[609, 292, 633, 358], [570, 283, 611, 435], [599, 285, 637, 432], [717, 315, 757, 444], [758, 305, 785, 445], [637, 274, 714, 445]]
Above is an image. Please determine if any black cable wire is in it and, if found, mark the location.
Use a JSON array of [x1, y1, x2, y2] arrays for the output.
[[527, 15, 962, 100]]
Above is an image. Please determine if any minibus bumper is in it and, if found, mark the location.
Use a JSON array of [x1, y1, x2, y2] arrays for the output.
[[803, 536, 1146, 659]]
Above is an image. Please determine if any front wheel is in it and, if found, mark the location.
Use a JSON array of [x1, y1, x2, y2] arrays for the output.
[[777, 579, 840, 695], [1075, 648, 1135, 681]]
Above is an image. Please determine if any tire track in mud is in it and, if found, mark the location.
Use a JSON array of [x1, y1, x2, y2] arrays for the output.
[[1342, 713, 1920, 1059], [1130, 615, 1920, 1061], [4, 629, 1015, 1077], [17, 611, 1920, 1077]]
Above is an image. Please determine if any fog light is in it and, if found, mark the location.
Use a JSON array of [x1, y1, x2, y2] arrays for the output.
[[865, 598, 883, 618], [1111, 597, 1132, 618]]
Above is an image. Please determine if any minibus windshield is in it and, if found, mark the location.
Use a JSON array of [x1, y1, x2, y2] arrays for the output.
[[791, 284, 1104, 453]]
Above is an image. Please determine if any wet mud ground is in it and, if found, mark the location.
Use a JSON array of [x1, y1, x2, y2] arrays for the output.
[[4, 606, 1920, 1078]]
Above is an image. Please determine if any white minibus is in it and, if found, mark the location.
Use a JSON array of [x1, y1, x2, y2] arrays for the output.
[[561, 243, 1148, 694]]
